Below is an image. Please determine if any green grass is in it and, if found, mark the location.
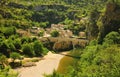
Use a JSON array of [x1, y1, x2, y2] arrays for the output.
[[57, 49, 82, 74]]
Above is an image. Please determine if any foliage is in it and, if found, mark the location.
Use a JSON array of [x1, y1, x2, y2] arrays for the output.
[[103, 31, 120, 44], [10, 52, 21, 62], [0, 66, 18, 77], [0, 0, 120, 76], [22, 43, 35, 57], [50, 30, 59, 37], [0, 53, 8, 68], [2, 27, 16, 38], [86, 9, 99, 39], [47, 43, 120, 77], [33, 41, 45, 56], [13, 38, 21, 49], [38, 30, 44, 37], [0, 0, 9, 6], [40, 22, 49, 28], [45, 70, 64, 77]]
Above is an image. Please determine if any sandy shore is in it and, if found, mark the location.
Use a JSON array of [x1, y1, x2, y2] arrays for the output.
[[15, 52, 68, 77]]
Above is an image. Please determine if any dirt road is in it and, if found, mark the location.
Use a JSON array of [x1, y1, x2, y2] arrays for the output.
[[16, 52, 67, 77]]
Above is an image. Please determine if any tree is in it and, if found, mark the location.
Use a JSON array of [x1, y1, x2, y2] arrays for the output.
[[33, 41, 43, 56], [0, 0, 9, 6], [38, 30, 44, 37], [3, 27, 16, 38], [22, 43, 35, 57], [13, 38, 21, 50], [50, 30, 59, 37], [10, 52, 21, 62], [0, 54, 8, 68], [104, 31, 120, 44], [86, 8, 99, 40]]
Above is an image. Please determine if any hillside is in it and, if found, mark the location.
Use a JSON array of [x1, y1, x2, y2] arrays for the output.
[[0, 0, 120, 77]]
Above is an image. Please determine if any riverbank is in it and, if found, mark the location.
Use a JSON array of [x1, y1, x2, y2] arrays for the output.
[[15, 51, 68, 77]]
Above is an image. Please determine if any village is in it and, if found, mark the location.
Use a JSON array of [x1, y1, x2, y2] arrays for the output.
[[29, 24, 86, 38]]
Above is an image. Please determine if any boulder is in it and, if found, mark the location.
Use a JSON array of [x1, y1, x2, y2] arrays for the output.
[[22, 62, 36, 67]]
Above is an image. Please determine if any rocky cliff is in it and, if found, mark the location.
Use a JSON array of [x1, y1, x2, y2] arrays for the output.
[[98, 2, 120, 43]]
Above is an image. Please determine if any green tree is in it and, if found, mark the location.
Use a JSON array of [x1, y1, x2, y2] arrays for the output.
[[3, 27, 16, 38], [50, 30, 59, 37], [33, 41, 44, 56], [86, 8, 99, 40], [10, 52, 21, 62], [13, 38, 21, 50], [0, 0, 9, 6], [22, 43, 35, 57], [104, 31, 120, 44], [38, 30, 44, 37], [0, 54, 8, 68]]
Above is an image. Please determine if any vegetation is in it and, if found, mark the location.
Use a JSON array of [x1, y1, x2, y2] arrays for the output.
[[22, 43, 35, 57], [0, 0, 120, 77], [0, 66, 18, 77], [46, 32, 120, 77], [50, 30, 59, 37], [10, 52, 21, 62], [33, 41, 48, 56], [38, 30, 44, 37]]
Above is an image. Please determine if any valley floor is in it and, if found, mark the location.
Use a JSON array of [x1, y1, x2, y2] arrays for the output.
[[15, 51, 68, 77]]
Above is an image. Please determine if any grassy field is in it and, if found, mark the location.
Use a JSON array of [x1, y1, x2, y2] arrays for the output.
[[57, 49, 82, 74]]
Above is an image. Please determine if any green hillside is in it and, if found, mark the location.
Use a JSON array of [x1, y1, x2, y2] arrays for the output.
[[0, 0, 120, 77]]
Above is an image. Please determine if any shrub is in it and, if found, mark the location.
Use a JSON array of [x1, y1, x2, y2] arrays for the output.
[[10, 52, 21, 62], [40, 21, 49, 28], [10, 52, 22, 68], [38, 30, 44, 37], [33, 41, 48, 56], [3, 27, 16, 38], [89, 40, 98, 46], [22, 43, 35, 57], [21, 37, 32, 44], [50, 30, 59, 37], [0, 54, 8, 68], [33, 41, 43, 56], [103, 31, 120, 44], [13, 38, 21, 49], [0, 66, 18, 77], [42, 48, 49, 55]]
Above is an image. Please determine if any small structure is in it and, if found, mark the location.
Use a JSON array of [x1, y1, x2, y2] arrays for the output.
[[79, 32, 86, 38]]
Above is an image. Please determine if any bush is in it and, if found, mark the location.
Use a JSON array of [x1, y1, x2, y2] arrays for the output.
[[89, 40, 98, 46], [38, 30, 44, 37], [0, 54, 8, 68], [22, 43, 35, 57], [0, 66, 18, 77], [33, 41, 48, 56], [33, 41, 43, 56], [103, 31, 120, 44], [21, 37, 32, 44], [3, 27, 16, 38], [40, 21, 49, 28], [10, 52, 21, 62], [50, 30, 59, 37], [13, 38, 21, 49]]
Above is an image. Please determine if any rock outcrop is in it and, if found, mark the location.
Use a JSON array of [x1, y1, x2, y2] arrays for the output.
[[53, 40, 73, 51], [39, 37, 88, 51], [98, 2, 120, 43]]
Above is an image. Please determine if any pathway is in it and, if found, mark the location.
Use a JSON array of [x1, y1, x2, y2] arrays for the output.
[[15, 52, 68, 77]]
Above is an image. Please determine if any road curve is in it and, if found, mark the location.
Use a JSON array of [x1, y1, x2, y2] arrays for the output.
[[16, 52, 68, 77]]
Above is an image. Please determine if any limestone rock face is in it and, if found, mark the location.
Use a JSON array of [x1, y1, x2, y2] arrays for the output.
[[53, 40, 73, 51], [98, 2, 120, 43], [40, 37, 88, 51]]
